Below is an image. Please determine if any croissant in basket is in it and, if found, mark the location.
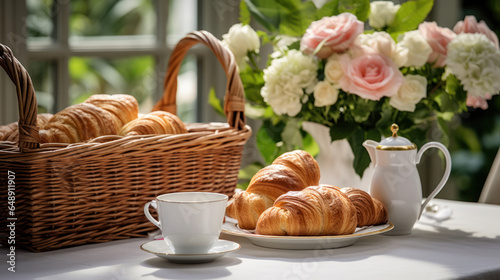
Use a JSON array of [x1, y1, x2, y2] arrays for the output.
[[226, 150, 320, 230], [0, 113, 52, 142], [38, 94, 139, 143], [119, 110, 187, 136], [255, 185, 358, 236], [84, 94, 139, 127]]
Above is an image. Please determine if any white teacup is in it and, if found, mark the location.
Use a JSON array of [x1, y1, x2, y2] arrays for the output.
[[144, 192, 228, 254]]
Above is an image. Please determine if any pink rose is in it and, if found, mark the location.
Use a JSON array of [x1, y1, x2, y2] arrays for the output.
[[418, 22, 456, 67], [454, 15, 499, 48], [466, 95, 491, 110], [338, 52, 404, 100], [300, 13, 364, 59]]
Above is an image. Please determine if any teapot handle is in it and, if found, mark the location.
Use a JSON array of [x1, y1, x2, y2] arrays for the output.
[[416, 142, 452, 219]]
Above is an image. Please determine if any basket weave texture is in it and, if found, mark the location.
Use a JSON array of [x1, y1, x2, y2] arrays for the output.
[[0, 31, 251, 252]]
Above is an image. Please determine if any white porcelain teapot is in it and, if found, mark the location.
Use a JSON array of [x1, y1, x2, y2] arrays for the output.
[[363, 124, 451, 235]]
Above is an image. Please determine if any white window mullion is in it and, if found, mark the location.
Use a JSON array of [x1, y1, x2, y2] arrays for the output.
[[52, 0, 70, 113], [154, 0, 169, 105]]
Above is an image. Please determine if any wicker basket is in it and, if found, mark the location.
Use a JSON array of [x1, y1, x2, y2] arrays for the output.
[[0, 31, 251, 252]]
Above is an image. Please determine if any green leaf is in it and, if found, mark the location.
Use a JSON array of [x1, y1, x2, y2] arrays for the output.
[[245, 103, 271, 119], [239, 0, 251, 25], [281, 118, 303, 150], [238, 162, 264, 180], [375, 102, 394, 131], [316, 0, 370, 21], [243, 0, 280, 33], [256, 120, 287, 164], [208, 87, 225, 117], [352, 98, 376, 123], [244, 0, 317, 36], [302, 131, 320, 157], [338, 0, 370, 22], [329, 119, 356, 141], [387, 0, 434, 33], [277, 0, 317, 37], [256, 125, 278, 164], [239, 68, 265, 104], [316, 0, 340, 19], [349, 128, 379, 177], [349, 130, 370, 177]]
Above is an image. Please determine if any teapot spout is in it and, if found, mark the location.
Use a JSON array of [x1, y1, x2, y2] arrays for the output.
[[363, 140, 378, 165]]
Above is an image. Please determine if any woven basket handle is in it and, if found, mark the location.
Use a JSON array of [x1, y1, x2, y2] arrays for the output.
[[153, 31, 246, 130], [0, 44, 39, 149]]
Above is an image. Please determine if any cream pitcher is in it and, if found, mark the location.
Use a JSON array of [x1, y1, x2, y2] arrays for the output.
[[363, 124, 451, 235]]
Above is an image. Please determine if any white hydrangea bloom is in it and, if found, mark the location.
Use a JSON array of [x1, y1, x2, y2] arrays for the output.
[[261, 50, 318, 116], [446, 33, 500, 98]]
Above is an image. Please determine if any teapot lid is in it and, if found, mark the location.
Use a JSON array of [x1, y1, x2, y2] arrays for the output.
[[377, 124, 417, 150]]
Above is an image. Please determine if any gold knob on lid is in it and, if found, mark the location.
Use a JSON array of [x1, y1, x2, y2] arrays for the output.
[[391, 124, 399, 138]]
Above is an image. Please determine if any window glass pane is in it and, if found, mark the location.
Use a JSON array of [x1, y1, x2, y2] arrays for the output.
[[167, 0, 197, 42], [26, 0, 54, 39], [69, 55, 197, 121], [28, 60, 55, 113], [69, 56, 154, 112], [70, 0, 155, 37], [176, 55, 197, 123]]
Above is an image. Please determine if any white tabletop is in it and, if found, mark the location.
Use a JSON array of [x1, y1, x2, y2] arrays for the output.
[[2, 199, 500, 280]]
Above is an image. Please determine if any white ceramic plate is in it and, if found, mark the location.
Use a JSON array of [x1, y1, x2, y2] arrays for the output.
[[221, 219, 393, 250], [140, 239, 240, 264]]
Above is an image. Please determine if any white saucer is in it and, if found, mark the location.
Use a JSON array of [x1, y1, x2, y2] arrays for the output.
[[140, 239, 240, 264]]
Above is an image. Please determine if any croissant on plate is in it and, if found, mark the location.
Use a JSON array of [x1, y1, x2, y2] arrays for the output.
[[39, 94, 139, 143], [118, 110, 187, 136], [0, 113, 52, 142], [226, 150, 320, 230], [255, 185, 358, 236], [340, 187, 388, 227]]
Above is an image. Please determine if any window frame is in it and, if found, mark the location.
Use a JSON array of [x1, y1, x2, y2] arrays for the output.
[[1, 0, 239, 125]]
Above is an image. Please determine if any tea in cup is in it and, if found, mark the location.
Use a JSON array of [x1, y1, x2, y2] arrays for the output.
[[144, 192, 228, 254]]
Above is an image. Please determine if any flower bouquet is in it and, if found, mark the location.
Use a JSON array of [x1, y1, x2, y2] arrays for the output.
[[217, 0, 500, 184]]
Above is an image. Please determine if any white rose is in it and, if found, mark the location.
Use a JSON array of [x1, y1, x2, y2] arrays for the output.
[[324, 54, 344, 83], [355, 32, 407, 67], [369, 1, 401, 29], [446, 33, 500, 98], [314, 81, 339, 107], [397, 30, 432, 67], [390, 75, 427, 112], [222, 23, 260, 68]]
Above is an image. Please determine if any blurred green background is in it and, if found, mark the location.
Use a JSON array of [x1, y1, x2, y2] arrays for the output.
[[448, 0, 500, 201]]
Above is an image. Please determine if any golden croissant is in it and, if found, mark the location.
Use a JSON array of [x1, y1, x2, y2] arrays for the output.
[[226, 150, 320, 230], [84, 94, 139, 127], [39, 103, 123, 143], [39, 94, 139, 143], [0, 113, 52, 142], [119, 110, 187, 136], [340, 187, 388, 227], [255, 185, 358, 236]]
